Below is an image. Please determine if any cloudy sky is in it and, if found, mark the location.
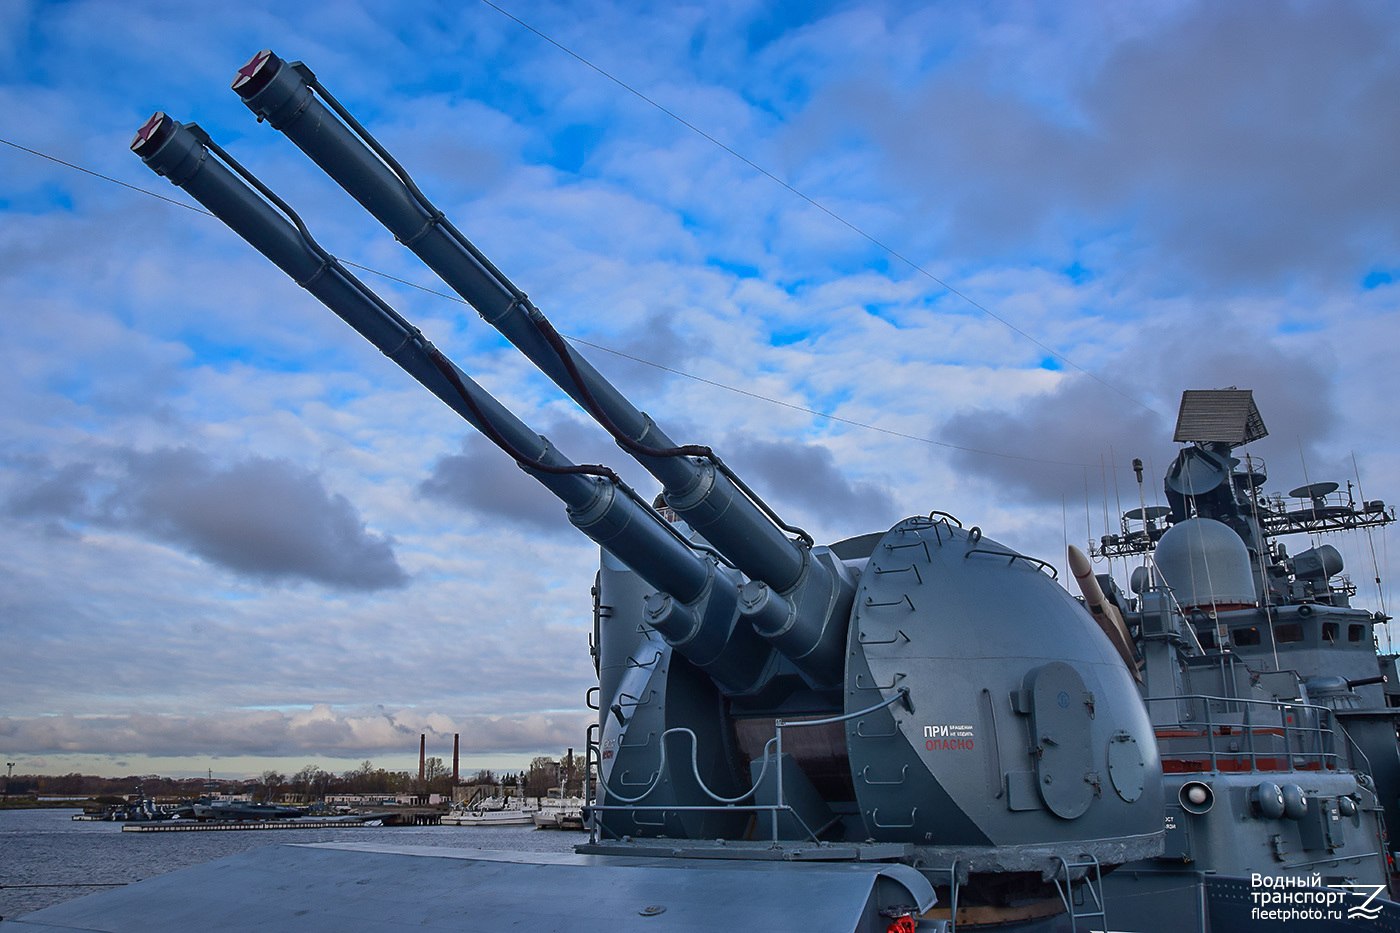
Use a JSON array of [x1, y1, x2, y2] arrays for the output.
[[2, 0, 1397, 780]]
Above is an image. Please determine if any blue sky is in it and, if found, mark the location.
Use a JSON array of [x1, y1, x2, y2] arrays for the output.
[[2, 0, 1398, 780]]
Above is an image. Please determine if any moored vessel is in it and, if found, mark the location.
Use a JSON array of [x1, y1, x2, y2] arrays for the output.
[[441, 796, 536, 827]]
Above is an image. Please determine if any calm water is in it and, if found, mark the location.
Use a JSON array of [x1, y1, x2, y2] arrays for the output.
[[0, 808, 581, 920]]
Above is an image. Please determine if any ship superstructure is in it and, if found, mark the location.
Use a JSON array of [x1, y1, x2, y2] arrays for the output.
[[1082, 389, 1399, 930]]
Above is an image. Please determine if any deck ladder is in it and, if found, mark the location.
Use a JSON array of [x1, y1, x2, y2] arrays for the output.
[[1048, 854, 1107, 933]]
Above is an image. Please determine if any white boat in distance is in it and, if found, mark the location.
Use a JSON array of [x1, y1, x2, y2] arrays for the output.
[[531, 795, 586, 830], [441, 796, 535, 826]]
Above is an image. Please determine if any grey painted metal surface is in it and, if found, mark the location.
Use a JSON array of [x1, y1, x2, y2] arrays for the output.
[[6, 843, 933, 932], [845, 518, 1162, 862]]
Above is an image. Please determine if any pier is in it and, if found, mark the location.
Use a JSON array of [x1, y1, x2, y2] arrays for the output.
[[120, 810, 443, 831], [123, 819, 370, 832]]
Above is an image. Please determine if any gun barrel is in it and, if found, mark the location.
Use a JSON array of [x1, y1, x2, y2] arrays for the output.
[[230, 50, 809, 594], [131, 113, 777, 694]]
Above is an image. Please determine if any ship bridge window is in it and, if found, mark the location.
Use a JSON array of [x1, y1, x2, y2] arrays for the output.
[[1231, 627, 1261, 647], [1274, 622, 1304, 644], [1349, 624, 1366, 643], [1323, 622, 1339, 643]]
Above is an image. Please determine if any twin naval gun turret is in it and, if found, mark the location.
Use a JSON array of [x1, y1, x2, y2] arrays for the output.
[[125, 49, 1166, 929]]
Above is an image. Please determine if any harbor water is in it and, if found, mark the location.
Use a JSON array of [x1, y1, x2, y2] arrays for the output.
[[0, 809, 580, 921]]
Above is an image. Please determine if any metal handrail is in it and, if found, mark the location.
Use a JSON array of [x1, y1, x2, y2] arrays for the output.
[[584, 722, 600, 842], [592, 688, 913, 842], [1145, 694, 1343, 772]]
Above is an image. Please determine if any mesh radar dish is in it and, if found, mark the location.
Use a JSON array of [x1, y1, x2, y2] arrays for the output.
[[1173, 389, 1268, 445]]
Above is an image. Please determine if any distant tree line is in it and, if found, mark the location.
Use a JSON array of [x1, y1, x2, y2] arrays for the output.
[[523, 750, 583, 797], [5, 773, 209, 799]]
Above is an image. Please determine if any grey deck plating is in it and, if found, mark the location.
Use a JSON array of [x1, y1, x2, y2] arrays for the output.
[[5, 843, 935, 933]]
